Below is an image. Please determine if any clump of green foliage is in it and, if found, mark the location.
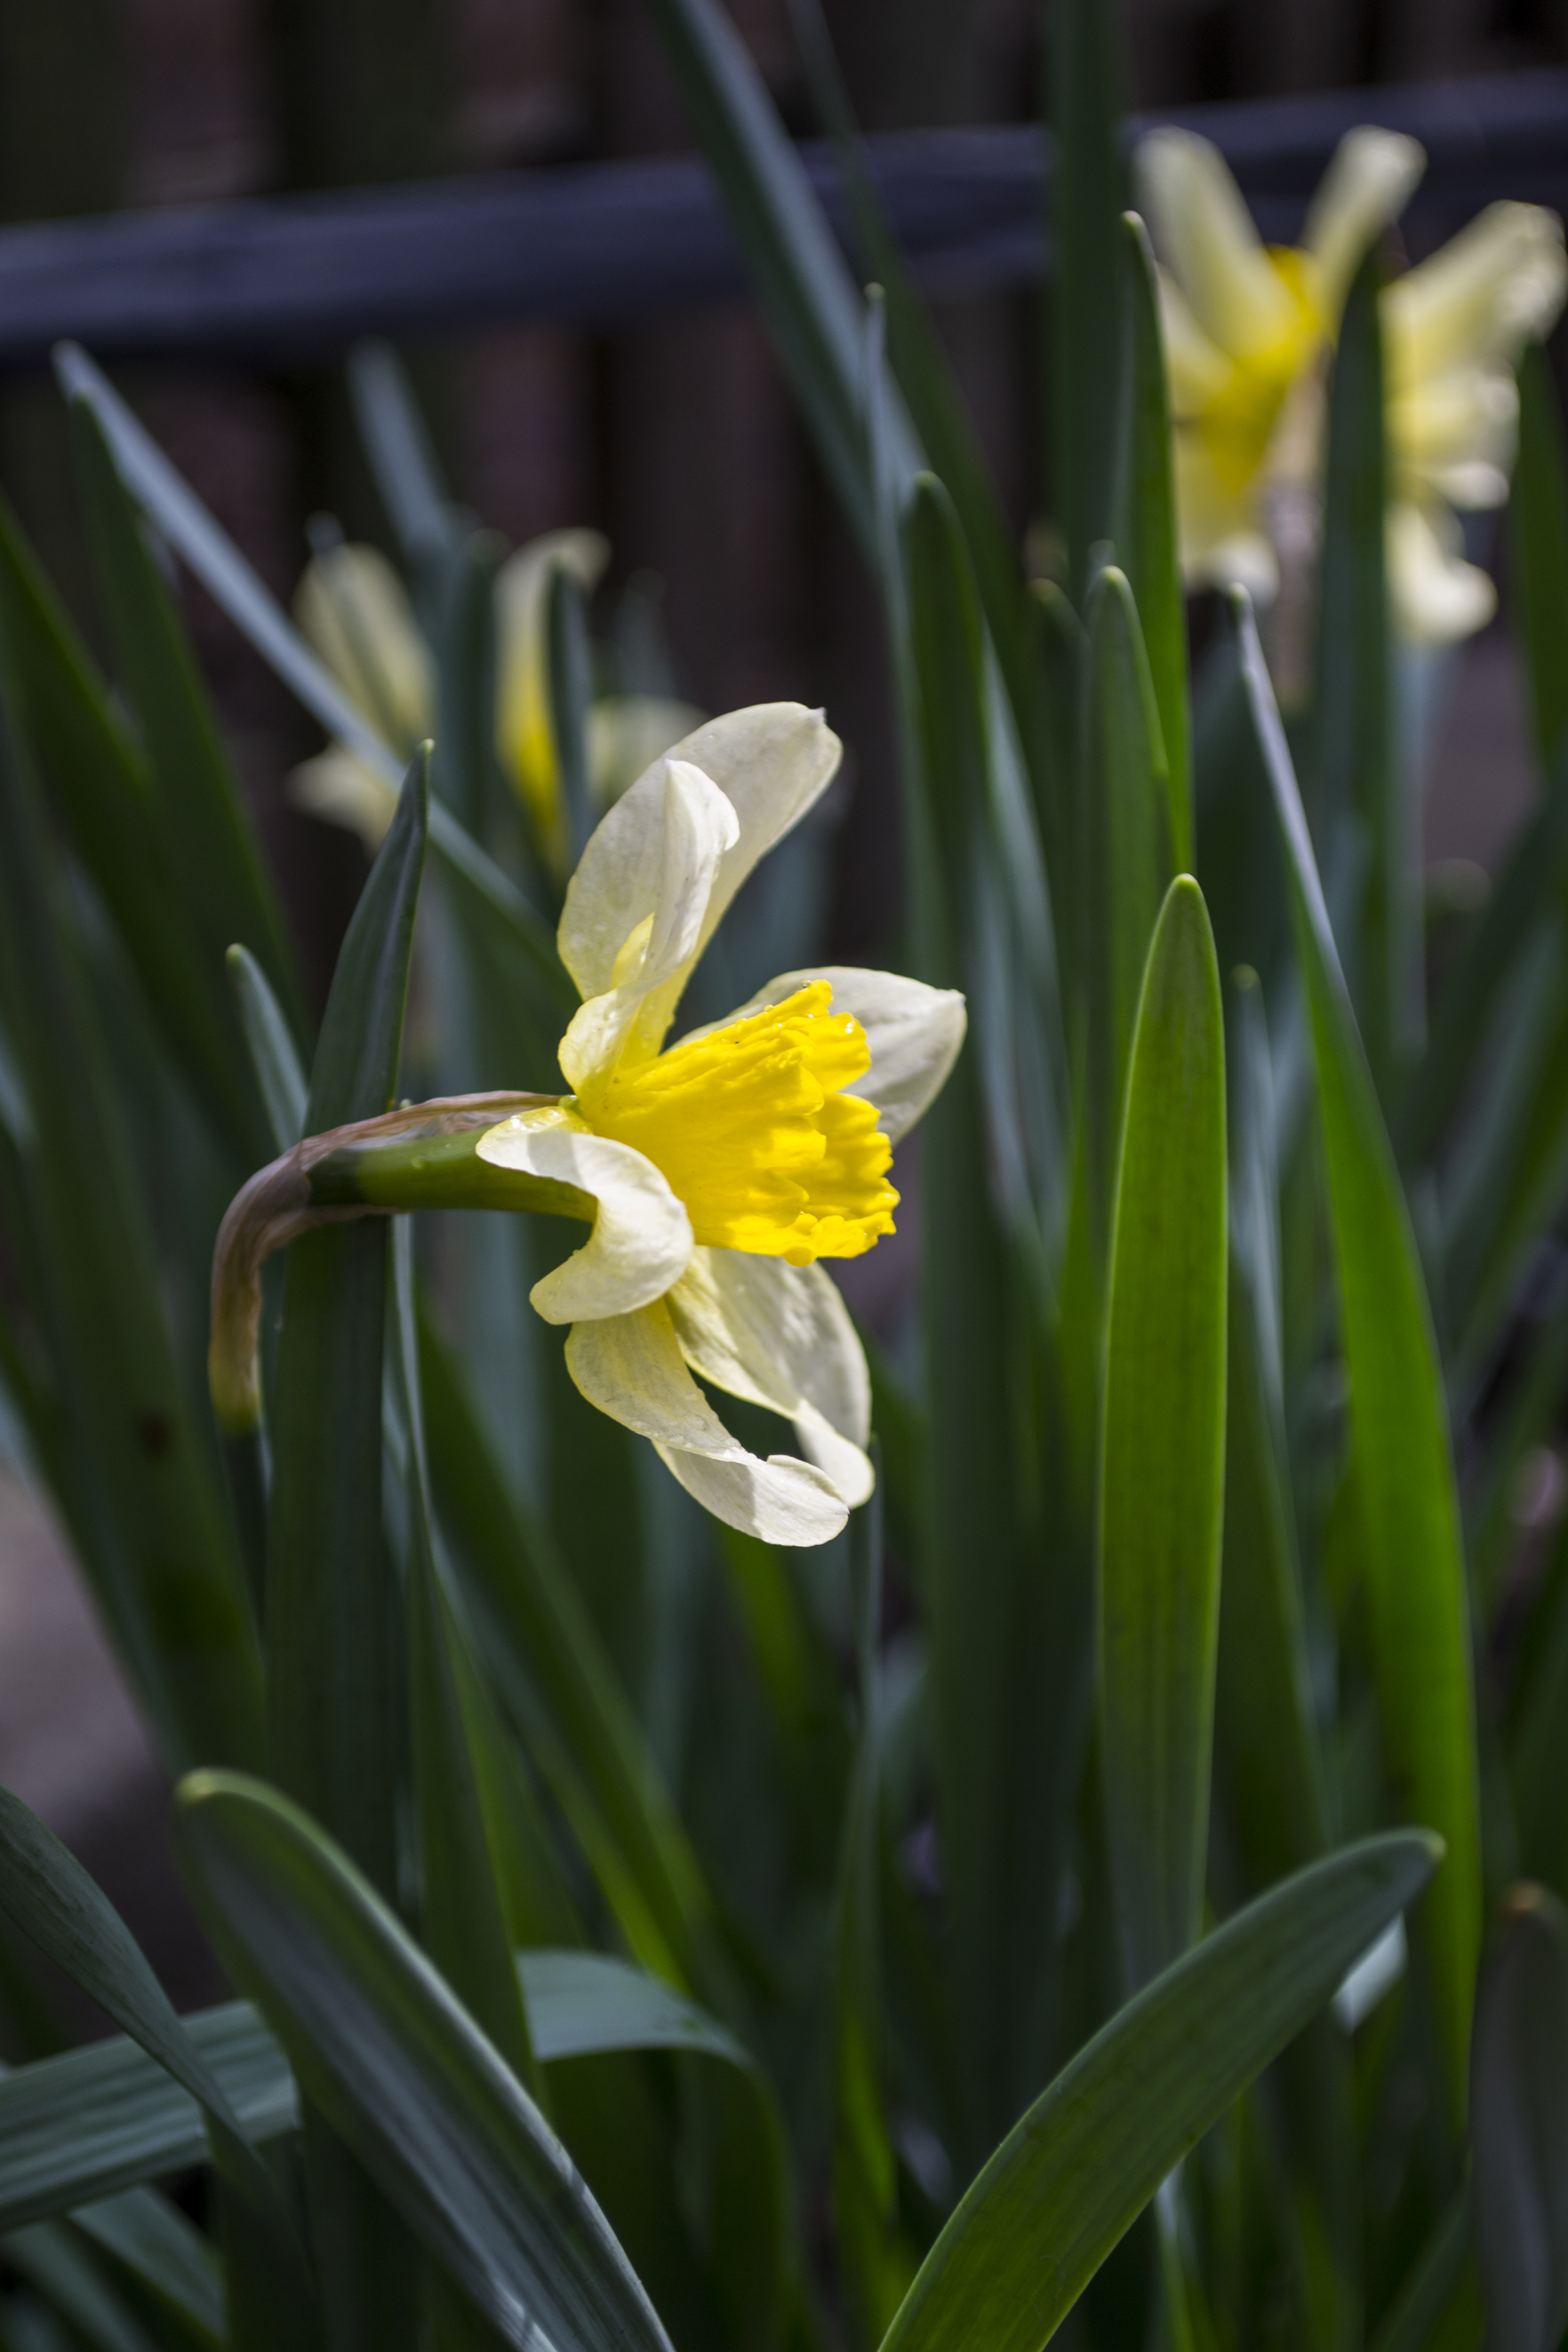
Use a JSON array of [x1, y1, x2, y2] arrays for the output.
[[0, 3, 1560, 2350]]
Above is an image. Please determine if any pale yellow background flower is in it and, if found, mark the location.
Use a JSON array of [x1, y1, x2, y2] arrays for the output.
[[1384, 203, 1568, 639], [291, 531, 702, 857], [1136, 126, 1567, 645], [494, 527, 608, 874]]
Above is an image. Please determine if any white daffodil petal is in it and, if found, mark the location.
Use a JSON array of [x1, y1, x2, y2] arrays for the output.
[[666, 1249, 873, 1508], [1385, 203, 1568, 386], [294, 543, 432, 750], [1387, 499, 1496, 646], [655, 1442, 848, 1546], [1155, 269, 1233, 418], [682, 966, 965, 1145], [557, 760, 740, 1091], [1135, 128, 1298, 359], [567, 1305, 848, 1545], [674, 704, 843, 952], [559, 703, 841, 1019], [289, 748, 399, 853], [557, 757, 736, 1004], [477, 1110, 693, 1324], [1390, 368, 1517, 503], [1303, 127, 1425, 322]]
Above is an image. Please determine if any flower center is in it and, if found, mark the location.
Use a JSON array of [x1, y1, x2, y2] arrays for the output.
[[576, 983, 898, 1266], [1185, 247, 1324, 496]]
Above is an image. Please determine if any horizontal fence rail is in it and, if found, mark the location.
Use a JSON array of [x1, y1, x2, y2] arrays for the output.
[[0, 68, 1563, 372]]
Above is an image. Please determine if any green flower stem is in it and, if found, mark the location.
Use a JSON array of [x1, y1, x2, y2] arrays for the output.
[[308, 1127, 591, 1222], [207, 1091, 579, 1437]]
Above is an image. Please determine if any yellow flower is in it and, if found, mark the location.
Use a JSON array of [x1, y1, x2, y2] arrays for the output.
[[213, 704, 965, 1545], [1136, 126, 1566, 644], [290, 532, 701, 861], [472, 705, 965, 1544]]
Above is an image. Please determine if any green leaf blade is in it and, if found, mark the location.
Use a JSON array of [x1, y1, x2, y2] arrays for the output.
[[177, 1769, 676, 2352], [1100, 874, 1228, 1990], [1050, 0, 1128, 599], [1114, 213, 1190, 864], [1471, 1884, 1568, 2352], [68, 396, 308, 1057], [1512, 341, 1568, 775], [1235, 591, 1482, 2121], [876, 1833, 1440, 2352]]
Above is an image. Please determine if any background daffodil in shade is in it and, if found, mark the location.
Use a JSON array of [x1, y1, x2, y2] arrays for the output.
[[1136, 125, 1567, 645], [291, 531, 702, 861], [475, 703, 966, 1545]]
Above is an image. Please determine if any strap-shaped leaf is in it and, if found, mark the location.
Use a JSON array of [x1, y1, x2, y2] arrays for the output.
[[177, 1769, 677, 2352], [266, 748, 428, 1879], [875, 1832, 1439, 2352], [0, 631, 263, 1773], [1314, 255, 1408, 1092], [4, 2221, 161, 2352], [391, 1226, 542, 2102], [70, 2189, 224, 2348], [68, 395, 308, 1054], [0, 1953, 779, 2233], [905, 472, 1087, 2169], [1513, 342, 1568, 774], [1100, 875, 1227, 1991], [641, 0, 905, 562], [831, 1480, 914, 2345], [0, 493, 262, 1159], [263, 751, 430, 2347], [0, 2005, 293, 2230], [419, 1308, 717, 1999], [785, 0, 1023, 706], [1472, 1884, 1568, 2352], [227, 944, 307, 1155], [0, 1784, 314, 2349], [1234, 589, 1481, 2121], [349, 340, 461, 577], [1113, 214, 1190, 863], [1050, 0, 1128, 599], [1080, 565, 1171, 1239], [1398, 754, 1568, 1163], [1217, 972, 1329, 1890], [54, 344, 572, 1031]]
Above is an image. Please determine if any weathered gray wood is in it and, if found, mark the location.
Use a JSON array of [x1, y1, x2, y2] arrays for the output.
[[0, 68, 1560, 375]]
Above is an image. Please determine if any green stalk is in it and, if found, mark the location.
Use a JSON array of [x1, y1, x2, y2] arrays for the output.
[[309, 1128, 590, 1221]]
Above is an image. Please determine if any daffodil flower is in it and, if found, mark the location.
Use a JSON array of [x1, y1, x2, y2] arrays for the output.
[[291, 532, 701, 863], [212, 704, 965, 1545], [1136, 126, 1566, 645], [1382, 202, 1568, 641]]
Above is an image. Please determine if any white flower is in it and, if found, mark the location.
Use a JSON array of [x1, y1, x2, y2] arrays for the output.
[[473, 705, 965, 1545]]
